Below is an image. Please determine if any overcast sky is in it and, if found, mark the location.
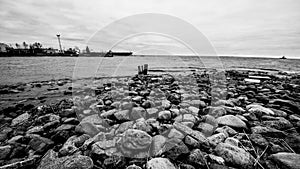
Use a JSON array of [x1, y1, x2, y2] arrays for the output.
[[0, 0, 300, 57]]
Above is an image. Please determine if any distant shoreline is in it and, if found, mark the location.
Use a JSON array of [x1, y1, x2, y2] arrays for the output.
[[0, 55, 299, 59]]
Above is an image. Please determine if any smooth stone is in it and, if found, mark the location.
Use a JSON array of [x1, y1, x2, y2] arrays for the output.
[[215, 126, 238, 137], [270, 152, 300, 169], [133, 118, 152, 133], [27, 126, 44, 134], [189, 100, 206, 108], [158, 110, 172, 121], [7, 135, 23, 144], [146, 158, 176, 169], [75, 122, 100, 137], [37, 149, 93, 169], [114, 110, 130, 121], [249, 133, 268, 147], [146, 108, 159, 117], [55, 124, 76, 131], [244, 78, 260, 83], [187, 106, 199, 116], [196, 123, 215, 137], [121, 102, 134, 110], [224, 137, 239, 147], [151, 135, 167, 156], [130, 107, 146, 120], [208, 133, 227, 147], [246, 104, 275, 116], [167, 128, 184, 139], [216, 115, 247, 129], [215, 143, 254, 169], [208, 106, 226, 118], [126, 164, 142, 169], [207, 154, 225, 165]]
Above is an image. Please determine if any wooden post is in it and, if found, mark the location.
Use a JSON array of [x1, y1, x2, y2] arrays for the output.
[[144, 64, 148, 75], [138, 66, 141, 74]]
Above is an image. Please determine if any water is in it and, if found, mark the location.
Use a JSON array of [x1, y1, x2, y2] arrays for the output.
[[0, 56, 300, 85]]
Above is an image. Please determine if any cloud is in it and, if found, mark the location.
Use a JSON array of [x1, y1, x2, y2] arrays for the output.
[[0, 0, 299, 56]]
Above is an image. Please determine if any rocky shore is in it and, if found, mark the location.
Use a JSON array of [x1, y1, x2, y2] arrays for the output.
[[0, 68, 300, 169]]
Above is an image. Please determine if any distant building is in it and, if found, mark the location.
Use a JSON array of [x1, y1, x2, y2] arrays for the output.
[[44, 48, 59, 54], [0, 43, 9, 52]]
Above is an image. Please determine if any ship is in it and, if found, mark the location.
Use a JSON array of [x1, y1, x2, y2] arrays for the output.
[[104, 50, 133, 57], [280, 56, 287, 59]]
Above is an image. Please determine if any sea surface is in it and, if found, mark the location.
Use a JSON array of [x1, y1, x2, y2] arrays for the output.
[[0, 56, 300, 85]]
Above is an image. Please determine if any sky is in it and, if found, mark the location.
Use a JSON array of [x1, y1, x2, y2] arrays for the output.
[[0, 0, 300, 57]]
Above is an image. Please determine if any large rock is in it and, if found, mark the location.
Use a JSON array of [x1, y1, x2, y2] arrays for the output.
[[173, 122, 209, 148], [59, 134, 90, 156], [146, 158, 176, 169], [251, 126, 286, 138], [0, 145, 11, 160], [37, 149, 93, 169], [262, 117, 293, 130], [215, 143, 254, 169], [269, 152, 300, 169], [28, 135, 54, 154], [11, 112, 30, 126], [216, 115, 247, 129], [164, 139, 189, 160]]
